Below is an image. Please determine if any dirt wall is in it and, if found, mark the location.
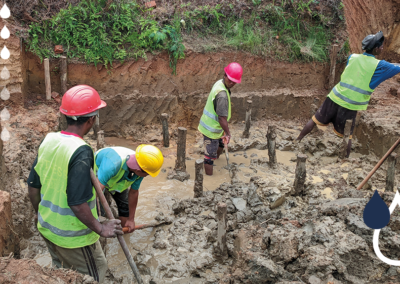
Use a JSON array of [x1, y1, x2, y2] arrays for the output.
[[25, 51, 345, 134], [343, 0, 400, 61], [0, 190, 14, 257]]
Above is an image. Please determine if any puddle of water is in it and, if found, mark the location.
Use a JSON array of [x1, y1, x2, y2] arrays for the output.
[[321, 187, 334, 200], [311, 175, 323, 184], [103, 137, 297, 277], [320, 156, 336, 166]]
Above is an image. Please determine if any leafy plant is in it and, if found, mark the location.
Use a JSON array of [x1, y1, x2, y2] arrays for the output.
[[26, 0, 185, 73]]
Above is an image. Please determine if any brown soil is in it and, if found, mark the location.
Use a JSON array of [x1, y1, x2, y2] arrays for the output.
[[24, 50, 345, 136], [343, 0, 400, 61], [0, 254, 97, 284]]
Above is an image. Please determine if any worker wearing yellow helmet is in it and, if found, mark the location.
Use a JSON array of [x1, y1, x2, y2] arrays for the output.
[[94, 145, 164, 233]]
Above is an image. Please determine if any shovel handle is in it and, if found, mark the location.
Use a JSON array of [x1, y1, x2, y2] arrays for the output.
[[122, 224, 148, 233]]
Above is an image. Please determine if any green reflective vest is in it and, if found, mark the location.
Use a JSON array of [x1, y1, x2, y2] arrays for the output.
[[198, 79, 232, 139], [328, 54, 380, 111], [35, 132, 99, 249], [94, 147, 141, 193]]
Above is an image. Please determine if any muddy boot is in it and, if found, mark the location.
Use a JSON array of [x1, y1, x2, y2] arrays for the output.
[[204, 163, 213, 175]]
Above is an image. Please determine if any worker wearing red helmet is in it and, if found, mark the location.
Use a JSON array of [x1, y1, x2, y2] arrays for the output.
[[27, 85, 123, 283], [198, 62, 243, 175]]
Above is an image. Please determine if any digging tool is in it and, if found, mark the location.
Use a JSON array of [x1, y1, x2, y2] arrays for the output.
[[122, 221, 169, 234], [90, 169, 144, 284], [357, 136, 400, 190], [223, 133, 230, 167]]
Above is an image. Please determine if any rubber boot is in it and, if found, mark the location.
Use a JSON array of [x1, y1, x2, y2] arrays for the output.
[[205, 163, 213, 176]]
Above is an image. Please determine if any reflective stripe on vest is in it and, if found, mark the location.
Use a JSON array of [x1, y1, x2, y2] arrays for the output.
[[198, 79, 231, 139], [40, 194, 96, 216], [94, 147, 138, 193], [38, 212, 93, 237], [35, 132, 99, 249], [332, 87, 369, 106], [328, 54, 379, 111]]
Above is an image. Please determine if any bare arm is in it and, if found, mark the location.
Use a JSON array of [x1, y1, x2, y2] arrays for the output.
[[218, 116, 231, 144], [28, 186, 41, 214], [129, 189, 139, 221], [70, 203, 123, 238], [124, 189, 139, 233]]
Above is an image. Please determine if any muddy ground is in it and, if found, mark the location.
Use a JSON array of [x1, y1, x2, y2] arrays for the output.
[[2, 74, 400, 283]]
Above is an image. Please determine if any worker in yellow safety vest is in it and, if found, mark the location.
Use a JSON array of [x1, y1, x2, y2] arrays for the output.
[[296, 31, 400, 157], [94, 145, 164, 233], [27, 85, 123, 283], [198, 62, 243, 175]]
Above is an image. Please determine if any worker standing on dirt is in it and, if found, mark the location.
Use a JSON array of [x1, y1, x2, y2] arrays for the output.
[[94, 145, 164, 233], [296, 31, 400, 157], [27, 85, 123, 283], [198, 62, 243, 175]]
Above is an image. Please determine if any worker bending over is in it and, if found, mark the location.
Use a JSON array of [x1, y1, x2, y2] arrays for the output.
[[94, 145, 163, 233], [28, 85, 123, 283], [198, 62, 243, 175], [296, 31, 400, 157]]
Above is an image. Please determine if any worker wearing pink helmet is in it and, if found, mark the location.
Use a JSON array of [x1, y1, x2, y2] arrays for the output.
[[198, 62, 243, 175]]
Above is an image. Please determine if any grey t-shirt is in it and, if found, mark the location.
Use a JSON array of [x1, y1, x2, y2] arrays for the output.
[[213, 91, 229, 117]]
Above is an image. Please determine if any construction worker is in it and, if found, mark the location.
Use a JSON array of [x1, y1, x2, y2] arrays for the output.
[[296, 31, 400, 157], [27, 85, 123, 283], [198, 62, 243, 175], [94, 145, 164, 233]]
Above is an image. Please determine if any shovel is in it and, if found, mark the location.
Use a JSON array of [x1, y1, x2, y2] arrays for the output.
[[90, 169, 144, 284], [223, 134, 230, 167]]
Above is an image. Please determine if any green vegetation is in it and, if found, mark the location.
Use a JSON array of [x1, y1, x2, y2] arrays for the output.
[[27, 0, 184, 73], [25, 0, 346, 73]]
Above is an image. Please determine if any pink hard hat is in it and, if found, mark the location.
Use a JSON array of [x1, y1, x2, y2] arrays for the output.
[[224, 62, 243, 84]]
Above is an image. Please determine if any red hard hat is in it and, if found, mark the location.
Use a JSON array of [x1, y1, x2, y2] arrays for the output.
[[224, 62, 243, 84], [60, 85, 107, 116]]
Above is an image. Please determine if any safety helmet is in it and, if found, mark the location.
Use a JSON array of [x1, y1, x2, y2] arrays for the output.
[[362, 31, 384, 51], [135, 144, 164, 177], [60, 85, 107, 116], [224, 62, 243, 84]]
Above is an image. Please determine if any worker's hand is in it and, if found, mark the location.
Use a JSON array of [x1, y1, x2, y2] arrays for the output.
[[222, 135, 231, 145], [99, 219, 123, 238], [125, 219, 136, 233]]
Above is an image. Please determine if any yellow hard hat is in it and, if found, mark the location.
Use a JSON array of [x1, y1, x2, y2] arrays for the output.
[[135, 144, 164, 177]]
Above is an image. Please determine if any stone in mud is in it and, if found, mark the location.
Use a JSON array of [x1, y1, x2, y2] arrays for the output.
[[247, 184, 263, 207], [346, 213, 371, 239], [247, 258, 282, 282], [229, 138, 268, 152], [250, 157, 269, 166], [167, 170, 190, 182], [269, 228, 299, 263], [308, 275, 323, 284], [346, 168, 371, 189], [153, 238, 168, 249], [261, 187, 286, 209], [231, 198, 247, 211], [236, 208, 255, 223]]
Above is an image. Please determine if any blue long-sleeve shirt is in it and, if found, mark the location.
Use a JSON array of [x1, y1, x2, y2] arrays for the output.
[[347, 53, 400, 89], [95, 147, 143, 191]]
